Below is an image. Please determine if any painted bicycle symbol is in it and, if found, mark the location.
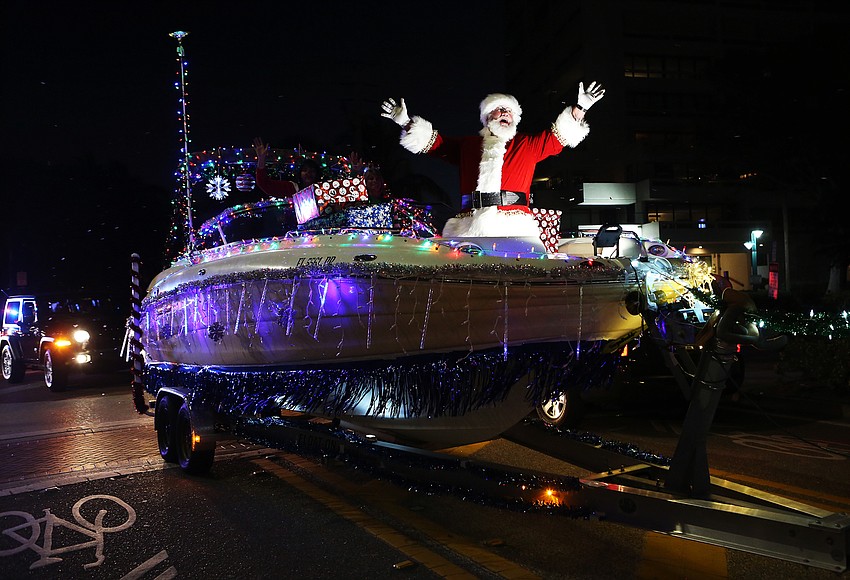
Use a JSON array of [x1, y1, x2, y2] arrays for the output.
[[720, 431, 849, 460], [1, 494, 136, 570]]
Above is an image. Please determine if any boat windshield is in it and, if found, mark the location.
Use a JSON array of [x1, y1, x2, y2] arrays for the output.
[[195, 199, 296, 250]]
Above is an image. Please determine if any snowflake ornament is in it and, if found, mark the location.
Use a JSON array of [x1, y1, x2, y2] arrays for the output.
[[208, 321, 225, 342], [206, 175, 231, 200]]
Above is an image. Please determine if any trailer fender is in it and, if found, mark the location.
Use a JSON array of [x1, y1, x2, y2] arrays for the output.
[[154, 389, 218, 452]]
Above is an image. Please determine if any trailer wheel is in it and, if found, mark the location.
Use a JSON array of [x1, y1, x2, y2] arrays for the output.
[[1, 344, 25, 383], [155, 396, 178, 463], [43, 349, 68, 392], [536, 388, 585, 429], [176, 403, 214, 474]]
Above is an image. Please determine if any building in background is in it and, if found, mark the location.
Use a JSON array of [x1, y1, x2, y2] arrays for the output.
[[508, 0, 850, 298]]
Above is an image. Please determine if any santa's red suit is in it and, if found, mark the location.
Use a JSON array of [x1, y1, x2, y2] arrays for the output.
[[398, 93, 590, 238], [419, 131, 568, 197]]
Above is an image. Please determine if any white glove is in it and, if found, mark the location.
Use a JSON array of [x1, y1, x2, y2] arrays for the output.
[[577, 81, 605, 111], [381, 98, 411, 127]]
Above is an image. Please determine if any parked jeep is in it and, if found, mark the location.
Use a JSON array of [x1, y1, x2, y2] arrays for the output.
[[1, 293, 128, 391]]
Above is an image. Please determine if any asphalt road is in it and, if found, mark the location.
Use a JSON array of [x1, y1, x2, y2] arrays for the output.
[[1, 369, 849, 579]]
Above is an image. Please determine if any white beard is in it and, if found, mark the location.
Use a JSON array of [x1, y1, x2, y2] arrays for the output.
[[486, 118, 517, 141], [476, 120, 517, 193]]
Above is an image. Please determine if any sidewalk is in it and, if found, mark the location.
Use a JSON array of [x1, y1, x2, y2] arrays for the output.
[[0, 421, 160, 491], [0, 417, 270, 496]]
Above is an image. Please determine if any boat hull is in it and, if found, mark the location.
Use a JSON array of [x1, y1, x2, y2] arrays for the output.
[[141, 233, 643, 367], [139, 232, 644, 448]]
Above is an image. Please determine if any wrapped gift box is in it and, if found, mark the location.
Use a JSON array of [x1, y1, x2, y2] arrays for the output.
[[345, 202, 392, 228], [314, 178, 369, 215], [532, 208, 562, 253], [299, 202, 392, 230], [292, 185, 320, 224]]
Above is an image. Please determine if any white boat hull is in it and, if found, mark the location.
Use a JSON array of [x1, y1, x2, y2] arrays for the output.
[[138, 231, 673, 448], [141, 233, 643, 367]]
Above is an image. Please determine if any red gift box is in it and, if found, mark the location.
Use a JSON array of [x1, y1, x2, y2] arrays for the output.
[[532, 208, 562, 253], [313, 178, 369, 215]]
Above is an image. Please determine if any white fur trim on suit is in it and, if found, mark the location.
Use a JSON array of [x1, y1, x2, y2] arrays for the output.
[[476, 130, 508, 193], [479, 93, 523, 125], [441, 206, 541, 238], [400, 116, 437, 154], [552, 107, 590, 148]]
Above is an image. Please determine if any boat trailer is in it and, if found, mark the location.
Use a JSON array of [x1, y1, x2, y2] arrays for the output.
[[132, 248, 848, 571], [231, 291, 849, 573]]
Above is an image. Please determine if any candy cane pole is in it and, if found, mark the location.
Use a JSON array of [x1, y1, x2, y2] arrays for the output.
[[130, 253, 147, 414]]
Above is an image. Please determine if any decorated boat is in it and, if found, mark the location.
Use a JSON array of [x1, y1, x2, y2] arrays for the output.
[[137, 187, 716, 449], [133, 34, 753, 471]]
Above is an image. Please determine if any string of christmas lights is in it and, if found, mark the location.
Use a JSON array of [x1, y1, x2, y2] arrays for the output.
[[751, 308, 850, 340], [166, 31, 193, 263], [162, 33, 356, 263], [686, 283, 850, 340], [189, 146, 353, 186]]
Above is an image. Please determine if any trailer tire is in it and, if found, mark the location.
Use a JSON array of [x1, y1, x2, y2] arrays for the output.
[[176, 403, 214, 474], [156, 396, 178, 463]]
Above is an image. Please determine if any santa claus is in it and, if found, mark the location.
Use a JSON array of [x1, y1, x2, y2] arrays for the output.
[[381, 82, 604, 238]]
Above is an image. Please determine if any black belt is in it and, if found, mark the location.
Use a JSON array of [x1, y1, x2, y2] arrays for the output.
[[464, 191, 527, 209]]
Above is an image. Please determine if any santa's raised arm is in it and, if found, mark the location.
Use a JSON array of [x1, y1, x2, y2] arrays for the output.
[[381, 82, 605, 237]]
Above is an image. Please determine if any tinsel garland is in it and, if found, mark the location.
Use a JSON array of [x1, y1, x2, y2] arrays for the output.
[[236, 415, 591, 515], [144, 259, 625, 308], [144, 342, 622, 420], [529, 420, 672, 466], [234, 415, 671, 514]]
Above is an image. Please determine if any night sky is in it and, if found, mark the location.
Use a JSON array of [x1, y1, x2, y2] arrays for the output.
[[2, 2, 504, 193], [1, 2, 505, 291], [2, 2, 848, 295]]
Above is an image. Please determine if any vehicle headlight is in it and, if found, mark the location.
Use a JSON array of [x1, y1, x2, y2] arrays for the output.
[[73, 329, 90, 343]]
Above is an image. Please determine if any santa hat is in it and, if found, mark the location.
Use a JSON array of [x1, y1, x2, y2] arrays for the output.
[[479, 93, 522, 125]]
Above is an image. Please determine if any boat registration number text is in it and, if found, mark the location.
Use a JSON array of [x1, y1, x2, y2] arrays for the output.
[[297, 256, 337, 267]]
